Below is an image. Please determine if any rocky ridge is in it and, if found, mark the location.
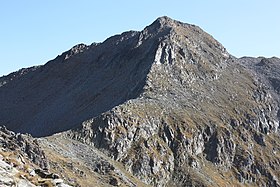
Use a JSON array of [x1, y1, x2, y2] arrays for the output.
[[0, 16, 280, 186], [69, 17, 280, 186]]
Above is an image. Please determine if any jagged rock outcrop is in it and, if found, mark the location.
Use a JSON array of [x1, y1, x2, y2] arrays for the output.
[[0, 126, 72, 187], [0, 126, 49, 169], [0, 16, 280, 186]]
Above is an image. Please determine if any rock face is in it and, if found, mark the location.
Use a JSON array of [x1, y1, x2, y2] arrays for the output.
[[0, 16, 280, 186], [0, 126, 49, 169], [0, 126, 72, 187]]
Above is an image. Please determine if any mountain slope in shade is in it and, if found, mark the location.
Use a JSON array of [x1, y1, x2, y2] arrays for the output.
[[0, 17, 280, 186], [0, 31, 154, 136]]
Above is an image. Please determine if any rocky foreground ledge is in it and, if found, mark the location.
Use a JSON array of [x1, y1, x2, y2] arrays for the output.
[[0, 126, 71, 187], [0, 126, 149, 187]]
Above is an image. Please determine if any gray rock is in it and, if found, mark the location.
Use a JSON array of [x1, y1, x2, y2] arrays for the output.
[[1, 16, 280, 187]]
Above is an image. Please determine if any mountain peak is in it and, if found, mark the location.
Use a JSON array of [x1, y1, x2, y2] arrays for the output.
[[146, 16, 186, 32], [0, 17, 280, 187], [154, 16, 176, 26], [0, 16, 230, 137]]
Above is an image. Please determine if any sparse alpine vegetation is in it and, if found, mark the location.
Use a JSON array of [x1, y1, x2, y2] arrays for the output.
[[0, 16, 280, 186]]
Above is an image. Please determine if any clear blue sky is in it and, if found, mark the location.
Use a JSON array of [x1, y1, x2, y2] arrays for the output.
[[1, 0, 279, 76]]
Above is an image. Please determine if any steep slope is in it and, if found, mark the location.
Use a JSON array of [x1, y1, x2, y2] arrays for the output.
[[0, 30, 157, 136], [68, 17, 280, 186], [0, 16, 280, 186], [239, 56, 280, 106], [0, 16, 230, 137]]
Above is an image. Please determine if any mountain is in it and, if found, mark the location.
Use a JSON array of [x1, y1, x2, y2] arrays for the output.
[[0, 16, 231, 137], [0, 16, 280, 186]]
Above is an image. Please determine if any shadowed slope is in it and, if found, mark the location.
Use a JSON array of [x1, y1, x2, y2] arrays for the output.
[[0, 18, 175, 137], [0, 17, 208, 137]]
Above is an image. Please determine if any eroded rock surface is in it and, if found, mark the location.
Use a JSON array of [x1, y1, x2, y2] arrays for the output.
[[0, 16, 280, 186], [0, 127, 72, 187], [69, 17, 280, 186]]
